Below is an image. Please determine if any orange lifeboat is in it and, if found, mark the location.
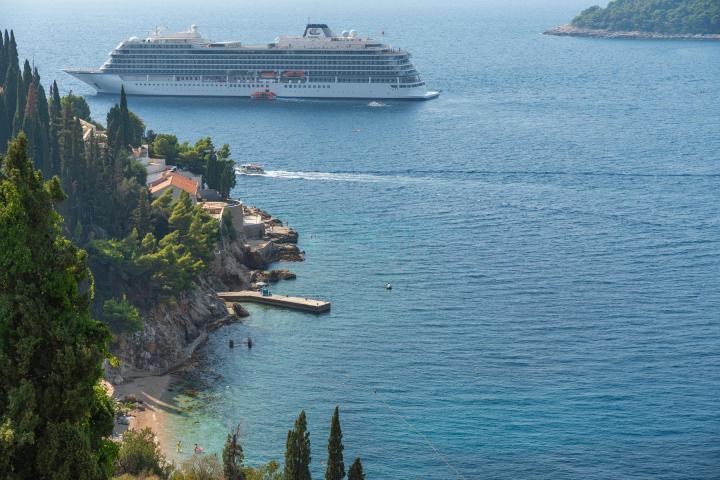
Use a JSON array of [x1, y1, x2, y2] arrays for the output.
[[282, 70, 306, 78], [260, 70, 278, 79], [251, 91, 277, 99]]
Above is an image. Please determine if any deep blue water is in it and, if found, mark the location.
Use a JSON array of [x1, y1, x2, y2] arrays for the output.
[[7, 0, 720, 478]]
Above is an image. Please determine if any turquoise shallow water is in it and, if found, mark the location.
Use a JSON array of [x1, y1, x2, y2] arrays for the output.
[[6, 0, 720, 477]]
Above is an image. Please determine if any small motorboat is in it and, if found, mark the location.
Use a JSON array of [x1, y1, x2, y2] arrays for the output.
[[251, 91, 277, 99], [239, 164, 265, 175], [368, 101, 386, 108]]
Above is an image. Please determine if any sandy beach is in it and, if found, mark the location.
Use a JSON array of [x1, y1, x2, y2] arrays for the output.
[[111, 373, 180, 453]]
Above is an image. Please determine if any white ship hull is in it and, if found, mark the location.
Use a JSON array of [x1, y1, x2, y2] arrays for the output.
[[66, 71, 439, 100]]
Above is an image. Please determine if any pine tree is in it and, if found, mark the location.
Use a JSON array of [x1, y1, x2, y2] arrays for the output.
[[347, 458, 365, 480], [222, 428, 245, 480], [168, 190, 194, 235], [0, 134, 117, 478], [325, 406, 345, 480], [285, 410, 312, 480]]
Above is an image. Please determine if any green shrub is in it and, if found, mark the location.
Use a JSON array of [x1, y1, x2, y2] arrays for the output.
[[171, 454, 223, 480], [103, 295, 143, 334], [115, 428, 172, 478], [242, 460, 283, 480]]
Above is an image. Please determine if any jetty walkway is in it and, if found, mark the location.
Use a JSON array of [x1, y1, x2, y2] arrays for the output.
[[217, 291, 331, 314]]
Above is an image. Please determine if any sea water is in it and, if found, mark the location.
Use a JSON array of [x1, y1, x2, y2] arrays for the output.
[[6, 0, 720, 477]]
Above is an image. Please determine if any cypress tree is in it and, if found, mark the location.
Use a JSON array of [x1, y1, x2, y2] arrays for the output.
[[12, 70, 25, 136], [34, 69, 50, 130], [222, 430, 245, 480], [0, 134, 117, 478], [5, 30, 18, 81], [325, 406, 345, 480], [347, 458, 365, 480], [48, 81, 62, 176], [33, 70, 50, 175], [107, 85, 132, 150], [2, 30, 8, 69], [285, 410, 312, 480], [20, 80, 43, 169], [131, 188, 153, 237], [12, 60, 32, 136], [21, 59, 32, 92], [3, 66, 16, 131], [0, 31, 5, 85], [0, 91, 8, 153]]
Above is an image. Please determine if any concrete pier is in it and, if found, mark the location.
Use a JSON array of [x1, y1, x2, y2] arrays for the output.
[[217, 291, 331, 313]]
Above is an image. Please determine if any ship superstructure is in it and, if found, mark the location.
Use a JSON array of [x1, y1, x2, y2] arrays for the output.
[[65, 24, 439, 100]]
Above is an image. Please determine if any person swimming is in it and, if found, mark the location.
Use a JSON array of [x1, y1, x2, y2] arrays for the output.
[[176, 441, 182, 453], [194, 444, 204, 454]]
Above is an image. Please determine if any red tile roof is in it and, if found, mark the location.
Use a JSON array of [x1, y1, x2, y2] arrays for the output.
[[148, 172, 199, 197]]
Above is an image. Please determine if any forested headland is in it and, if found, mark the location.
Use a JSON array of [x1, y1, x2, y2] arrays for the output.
[[0, 27, 368, 479], [0, 28, 238, 331], [571, 0, 720, 34]]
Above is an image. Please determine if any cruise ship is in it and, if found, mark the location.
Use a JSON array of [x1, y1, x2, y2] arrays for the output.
[[64, 24, 439, 100]]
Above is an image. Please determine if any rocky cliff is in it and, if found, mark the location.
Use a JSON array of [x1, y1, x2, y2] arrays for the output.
[[107, 206, 303, 382], [107, 238, 251, 381]]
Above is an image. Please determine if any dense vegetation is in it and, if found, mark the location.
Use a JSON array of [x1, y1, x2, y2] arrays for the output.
[[149, 133, 236, 198], [0, 134, 117, 478], [572, 0, 720, 33], [1, 27, 369, 479], [0, 28, 235, 333], [111, 409, 364, 480]]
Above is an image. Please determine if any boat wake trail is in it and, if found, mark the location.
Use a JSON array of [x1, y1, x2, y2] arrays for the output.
[[261, 170, 403, 183]]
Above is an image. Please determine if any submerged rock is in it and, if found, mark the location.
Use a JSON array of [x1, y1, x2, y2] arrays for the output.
[[232, 303, 250, 318]]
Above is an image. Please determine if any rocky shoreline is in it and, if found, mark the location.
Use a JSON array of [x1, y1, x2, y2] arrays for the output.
[[106, 204, 303, 383], [544, 24, 720, 40]]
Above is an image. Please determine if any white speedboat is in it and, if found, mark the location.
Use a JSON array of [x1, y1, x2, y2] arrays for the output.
[[239, 164, 265, 175]]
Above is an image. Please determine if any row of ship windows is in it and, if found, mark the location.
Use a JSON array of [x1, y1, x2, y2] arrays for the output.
[[108, 67, 415, 75], [113, 54, 409, 62], [111, 72, 417, 78], [133, 83, 339, 89], [110, 60, 411, 67], [128, 74, 421, 82], [120, 47, 403, 55], [121, 74, 420, 83]]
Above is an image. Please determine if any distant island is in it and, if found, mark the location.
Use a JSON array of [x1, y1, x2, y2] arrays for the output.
[[545, 0, 720, 40]]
